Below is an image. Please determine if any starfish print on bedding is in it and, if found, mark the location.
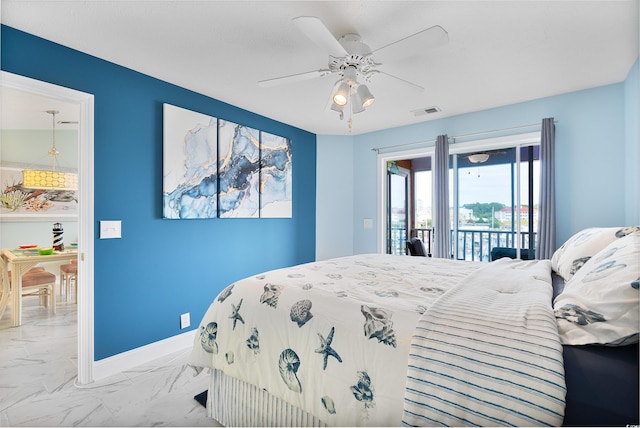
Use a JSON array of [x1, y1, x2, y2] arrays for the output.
[[229, 299, 245, 330], [315, 326, 342, 370]]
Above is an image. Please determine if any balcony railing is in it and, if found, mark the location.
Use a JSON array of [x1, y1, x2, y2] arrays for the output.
[[390, 227, 434, 256], [397, 228, 536, 262], [450, 228, 535, 262]]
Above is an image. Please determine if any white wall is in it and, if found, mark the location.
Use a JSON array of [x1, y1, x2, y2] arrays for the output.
[[316, 135, 354, 260]]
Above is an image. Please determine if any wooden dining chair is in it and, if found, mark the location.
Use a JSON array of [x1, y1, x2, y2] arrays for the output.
[[0, 257, 57, 317], [60, 259, 78, 303]]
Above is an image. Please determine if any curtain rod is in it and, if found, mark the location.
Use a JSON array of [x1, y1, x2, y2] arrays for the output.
[[371, 119, 558, 153]]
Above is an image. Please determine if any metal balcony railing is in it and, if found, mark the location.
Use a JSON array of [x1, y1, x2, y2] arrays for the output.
[[396, 228, 536, 262], [450, 228, 536, 262]]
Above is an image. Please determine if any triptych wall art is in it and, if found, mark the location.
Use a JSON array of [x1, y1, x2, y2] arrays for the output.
[[162, 103, 292, 219]]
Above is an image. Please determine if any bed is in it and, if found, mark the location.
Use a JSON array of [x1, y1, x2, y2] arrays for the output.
[[189, 227, 639, 426]]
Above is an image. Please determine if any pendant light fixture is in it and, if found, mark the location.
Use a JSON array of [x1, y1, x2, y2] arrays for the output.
[[22, 110, 78, 191]]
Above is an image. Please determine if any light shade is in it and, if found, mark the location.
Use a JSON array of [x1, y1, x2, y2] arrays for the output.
[[350, 91, 366, 114], [468, 153, 490, 164], [356, 84, 375, 108], [23, 169, 78, 191], [332, 81, 350, 106], [330, 100, 344, 112]]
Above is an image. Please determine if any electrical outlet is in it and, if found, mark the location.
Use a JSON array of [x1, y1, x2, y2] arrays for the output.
[[180, 312, 191, 329]]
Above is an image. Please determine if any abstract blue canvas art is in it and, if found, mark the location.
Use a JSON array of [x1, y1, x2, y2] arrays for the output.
[[218, 119, 260, 218], [162, 104, 292, 219], [163, 103, 218, 219], [260, 131, 292, 218]]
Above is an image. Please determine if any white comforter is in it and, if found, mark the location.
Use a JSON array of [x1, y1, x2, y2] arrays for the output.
[[189, 254, 565, 427]]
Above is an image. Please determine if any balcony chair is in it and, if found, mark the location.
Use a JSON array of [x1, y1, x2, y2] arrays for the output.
[[0, 257, 56, 318], [60, 259, 78, 303], [407, 237, 428, 257]]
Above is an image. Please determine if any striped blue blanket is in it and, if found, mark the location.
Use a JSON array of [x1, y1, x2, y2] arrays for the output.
[[402, 258, 566, 427]]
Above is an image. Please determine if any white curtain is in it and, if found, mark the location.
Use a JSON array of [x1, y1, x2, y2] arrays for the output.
[[433, 135, 451, 258], [536, 118, 556, 259]]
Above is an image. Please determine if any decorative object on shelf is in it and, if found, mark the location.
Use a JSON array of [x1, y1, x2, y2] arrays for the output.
[[22, 110, 78, 191], [387, 161, 399, 174], [52, 222, 64, 251], [162, 104, 292, 219], [0, 165, 78, 221]]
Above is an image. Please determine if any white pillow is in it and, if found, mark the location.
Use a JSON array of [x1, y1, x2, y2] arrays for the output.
[[551, 226, 640, 281], [554, 232, 640, 346]]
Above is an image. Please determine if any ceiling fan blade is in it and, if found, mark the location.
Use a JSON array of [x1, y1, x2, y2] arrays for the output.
[[375, 71, 425, 92], [258, 69, 333, 88], [372, 25, 449, 63], [292, 16, 348, 57]]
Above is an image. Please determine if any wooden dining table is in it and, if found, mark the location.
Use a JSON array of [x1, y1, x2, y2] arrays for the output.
[[1, 247, 78, 327]]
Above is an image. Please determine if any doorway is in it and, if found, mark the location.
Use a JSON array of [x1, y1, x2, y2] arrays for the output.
[[0, 71, 95, 384]]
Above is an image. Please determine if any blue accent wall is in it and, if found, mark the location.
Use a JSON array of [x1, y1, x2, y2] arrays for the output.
[[1, 25, 317, 359]]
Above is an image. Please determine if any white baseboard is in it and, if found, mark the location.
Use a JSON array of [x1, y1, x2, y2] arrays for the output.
[[92, 329, 197, 381]]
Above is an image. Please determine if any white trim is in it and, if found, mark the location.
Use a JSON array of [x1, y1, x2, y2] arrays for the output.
[[449, 132, 540, 154], [77, 90, 95, 384], [93, 330, 197, 381], [377, 145, 436, 253], [1, 71, 95, 384]]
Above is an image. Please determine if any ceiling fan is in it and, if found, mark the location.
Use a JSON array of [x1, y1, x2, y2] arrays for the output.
[[258, 16, 449, 130]]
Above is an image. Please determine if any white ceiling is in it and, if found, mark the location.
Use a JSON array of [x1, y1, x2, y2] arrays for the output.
[[1, 86, 79, 130], [1, 1, 638, 135]]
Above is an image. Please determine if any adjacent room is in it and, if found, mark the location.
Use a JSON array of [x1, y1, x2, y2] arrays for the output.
[[1, 1, 638, 426]]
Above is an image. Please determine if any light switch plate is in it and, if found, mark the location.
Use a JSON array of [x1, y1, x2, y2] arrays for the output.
[[100, 220, 122, 239], [363, 218, 373, 229], [180, 313, 191, 329]]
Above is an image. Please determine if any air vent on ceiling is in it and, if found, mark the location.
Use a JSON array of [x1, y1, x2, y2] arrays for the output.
[[412, 106, 441, 117]]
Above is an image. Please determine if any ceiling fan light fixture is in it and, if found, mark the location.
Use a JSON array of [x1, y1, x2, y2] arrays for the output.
[[333, 81, 350, 106], [356, 84, 375, 108], [342, 66, 358, 85]]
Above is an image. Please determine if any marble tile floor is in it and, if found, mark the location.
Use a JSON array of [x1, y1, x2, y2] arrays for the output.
[[0, 295, 220, 427]]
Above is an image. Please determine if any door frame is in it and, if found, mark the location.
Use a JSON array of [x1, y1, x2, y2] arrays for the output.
[[377, 147, 433, 253], [386, 165, 410, 254], [1, 71, 95, 384]]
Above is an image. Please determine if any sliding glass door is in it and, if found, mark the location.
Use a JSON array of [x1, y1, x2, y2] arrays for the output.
[[380, 133, 539, 261], [451, 145, 539, 261]]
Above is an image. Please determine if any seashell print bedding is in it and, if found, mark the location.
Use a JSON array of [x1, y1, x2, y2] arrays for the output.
[[190, 253, 480, 426]]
